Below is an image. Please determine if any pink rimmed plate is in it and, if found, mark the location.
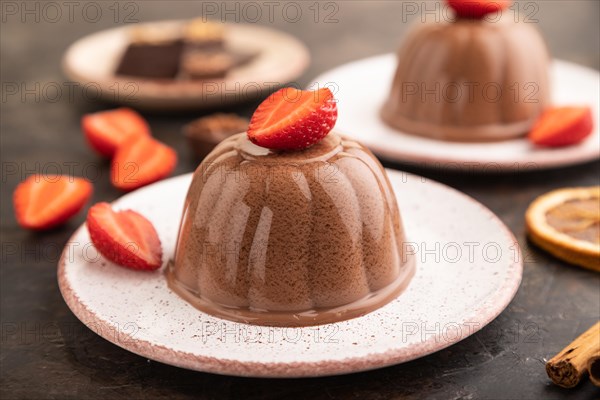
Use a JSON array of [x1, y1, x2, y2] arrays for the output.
[[58, 171, 522, 377]]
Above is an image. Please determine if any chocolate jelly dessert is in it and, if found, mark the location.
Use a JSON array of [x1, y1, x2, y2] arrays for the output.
[[381, 12, 551, 141], [167, 132, 415, 326], [183, 113, 249, 159]]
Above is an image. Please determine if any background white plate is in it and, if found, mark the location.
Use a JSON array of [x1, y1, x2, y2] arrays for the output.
[[312, 55, 600, 172], [59, 171, 522, 377], [62, 20, 310, 110]]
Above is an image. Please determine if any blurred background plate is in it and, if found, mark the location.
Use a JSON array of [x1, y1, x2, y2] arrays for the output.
[[312, 55, 600, 172], [62, 20, 310, 111]]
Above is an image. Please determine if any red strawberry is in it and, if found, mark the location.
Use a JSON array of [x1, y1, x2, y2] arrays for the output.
[[13, 175, 93, 230], [111, 136, 177, 191], [87, 202, 162, 271], [247, 87, 337, 150], [448, 0, 511, 19], [528, 106, 594, 147], [82, 108, 151, 158]]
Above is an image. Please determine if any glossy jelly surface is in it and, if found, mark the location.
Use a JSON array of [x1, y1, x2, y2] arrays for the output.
[[381, 15, 551, 141], [168, 133, 415, 326]]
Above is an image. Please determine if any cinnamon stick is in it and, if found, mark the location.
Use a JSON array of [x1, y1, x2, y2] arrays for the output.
[[587, 354, 600, 387], [546, 321, 600, 388]]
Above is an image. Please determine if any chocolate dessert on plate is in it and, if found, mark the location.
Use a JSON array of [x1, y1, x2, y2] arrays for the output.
[[116, 19, 256, 81], [381, 0, 551, 142], [168, 87, 416, 326]]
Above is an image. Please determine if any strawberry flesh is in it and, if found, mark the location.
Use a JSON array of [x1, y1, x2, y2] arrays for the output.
[[448, 0, 511, 19], [87, 202, 162, 271], [13, 175, 93, 230], [247, 87, 338, 150], [111, 136, 177, 191], [82, 108, 151, 158], [528, 106, 594, 147]]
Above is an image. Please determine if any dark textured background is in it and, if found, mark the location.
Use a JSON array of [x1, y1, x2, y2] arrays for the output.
[[1, 1, 599, 399]]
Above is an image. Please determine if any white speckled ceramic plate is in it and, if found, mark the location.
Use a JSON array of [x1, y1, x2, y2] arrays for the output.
[[62, 20, 309, 110], [58, 171, 522, 377], [311, 55, 600, 172]]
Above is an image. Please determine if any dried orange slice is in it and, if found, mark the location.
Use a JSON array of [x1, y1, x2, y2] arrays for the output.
[[526, 187, 599, 272]]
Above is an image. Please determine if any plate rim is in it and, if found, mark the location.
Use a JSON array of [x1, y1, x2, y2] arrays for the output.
[[311, 54, 600, 172], [58, 171, 523, 378]]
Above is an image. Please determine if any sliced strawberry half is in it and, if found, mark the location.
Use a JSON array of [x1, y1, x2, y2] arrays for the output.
[[82, 108, 151, 158], [247, 87, 338, 150], [448, 0, 511, 19], [528, 106, 594, 147], [14, 175, 93, 230], [111, 136, 177, 191], [87, 202, 162, 271]]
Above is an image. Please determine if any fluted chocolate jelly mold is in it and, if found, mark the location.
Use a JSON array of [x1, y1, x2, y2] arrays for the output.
[[167, 133, 415, 326], [381, 14, 551, 142]]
